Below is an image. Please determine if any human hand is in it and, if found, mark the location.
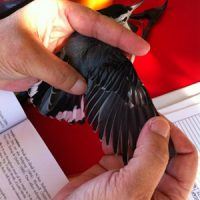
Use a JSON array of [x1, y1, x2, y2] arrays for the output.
[[54, 116, 198, 200], [0, 0, 149, 93]]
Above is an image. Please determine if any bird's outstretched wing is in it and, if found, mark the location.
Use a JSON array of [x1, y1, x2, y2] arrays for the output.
[[84, 59, 158, 164], [29, 55, 158, 164], [28, 28, 159, 164]]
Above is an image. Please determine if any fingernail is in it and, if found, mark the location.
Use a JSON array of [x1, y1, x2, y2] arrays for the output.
[[69, 79, 87, 95], [149, 117, 170, 138]]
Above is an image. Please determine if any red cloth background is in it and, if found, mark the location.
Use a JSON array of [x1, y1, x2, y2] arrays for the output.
[[24, 0, 200, 175]]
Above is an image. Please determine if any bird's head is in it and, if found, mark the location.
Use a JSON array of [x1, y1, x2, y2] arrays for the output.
[[98, 1, 143, 25]]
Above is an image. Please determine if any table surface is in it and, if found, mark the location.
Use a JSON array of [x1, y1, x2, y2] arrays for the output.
[[24, 0, 200, 176]]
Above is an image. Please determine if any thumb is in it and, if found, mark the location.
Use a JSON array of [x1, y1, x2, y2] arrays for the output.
[[23, 36, 86, 95], [120, 117, 170, 199]]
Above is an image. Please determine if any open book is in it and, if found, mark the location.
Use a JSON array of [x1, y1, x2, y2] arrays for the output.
[[0, 91, 68, 199], [153, 82, 200, 200]]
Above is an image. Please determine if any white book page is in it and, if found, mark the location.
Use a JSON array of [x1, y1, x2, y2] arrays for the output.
[[0, 91, 26, 133], [0, 119, 68, 200], [164, 104, 200, 200], [153, 82, 200, 110], [159, 93, 200, 115]]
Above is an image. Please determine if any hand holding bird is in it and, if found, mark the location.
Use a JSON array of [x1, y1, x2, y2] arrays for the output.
[[54, 117, 198, 200], [0, 0, 154, 163], [0, 0, 198, 199], [0, 0, 149, 92]]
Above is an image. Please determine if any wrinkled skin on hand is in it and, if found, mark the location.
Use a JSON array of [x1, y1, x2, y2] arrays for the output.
[[54, 117, 198, 200]]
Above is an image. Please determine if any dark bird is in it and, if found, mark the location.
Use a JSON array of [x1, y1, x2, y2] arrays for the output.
[[0, 0, 171, 164], [28, 1, 160, 164]]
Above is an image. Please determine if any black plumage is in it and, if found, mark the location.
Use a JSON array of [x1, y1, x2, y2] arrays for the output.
[[0, 0, 172, 164], [130, 0, 168, 39], [29, 3, 160, 164]]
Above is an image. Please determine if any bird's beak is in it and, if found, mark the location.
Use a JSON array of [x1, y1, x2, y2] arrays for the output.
[[117, 0, 144, 26], [130, 0, 144, 13], [123, 1, 143, 22]]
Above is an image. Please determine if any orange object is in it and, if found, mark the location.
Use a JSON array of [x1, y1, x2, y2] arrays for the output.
[[71, 0, 113, 10]]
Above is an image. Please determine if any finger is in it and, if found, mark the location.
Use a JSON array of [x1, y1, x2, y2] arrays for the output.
[[117, 117, 170, 198], [170, 122, 198, 155], [61, 1, 150, 55], [165, 123, 198, 187], [155, 122, 198, 199], [20, 35, 87, 94]]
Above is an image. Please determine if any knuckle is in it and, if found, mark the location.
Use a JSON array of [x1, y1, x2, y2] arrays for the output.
[[134, 143, 169, 168], [150, 142, 169, 164], [144, 142, 169, 165], [153, 149, 169, 166]]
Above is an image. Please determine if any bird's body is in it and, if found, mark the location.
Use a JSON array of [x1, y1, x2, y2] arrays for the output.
[[29, 3, 159, 164], [0, 0, 170, 163]]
